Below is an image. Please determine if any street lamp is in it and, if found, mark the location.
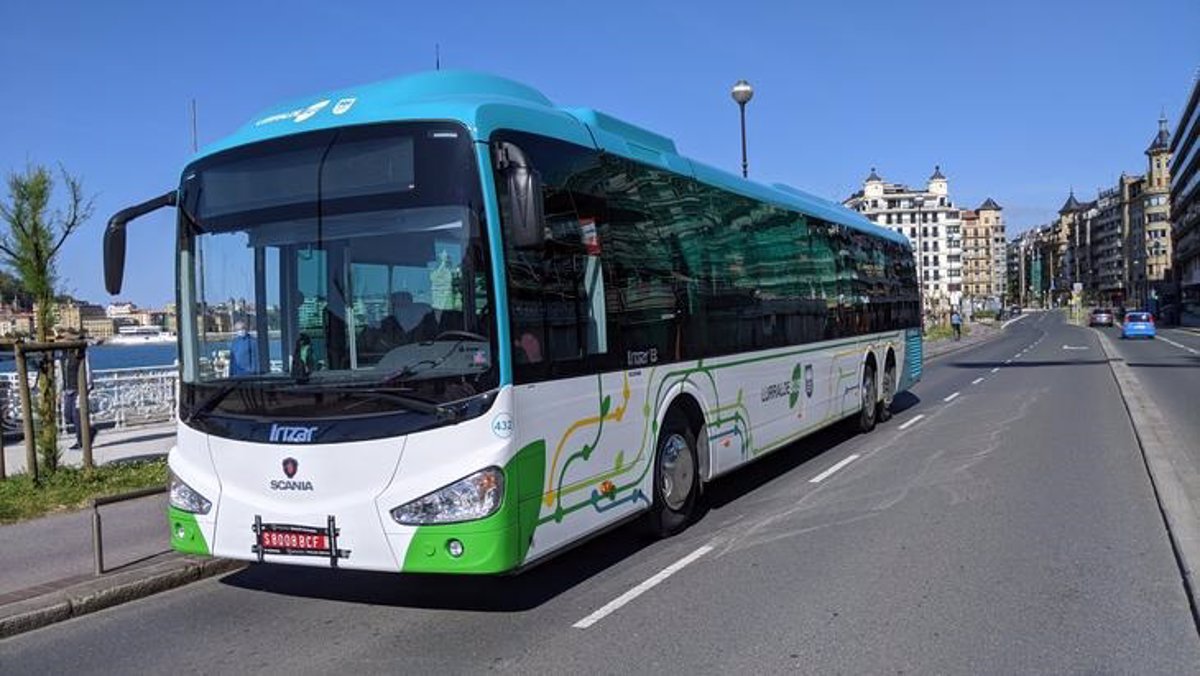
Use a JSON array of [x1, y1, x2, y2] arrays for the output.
[[913, 195, 926, 327], [730, 80, 754, 178]]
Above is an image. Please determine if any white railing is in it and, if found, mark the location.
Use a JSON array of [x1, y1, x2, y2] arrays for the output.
[[1, 364, 178, 432]]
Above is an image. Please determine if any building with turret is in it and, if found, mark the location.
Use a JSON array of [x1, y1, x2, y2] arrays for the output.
[[844, 166, 965, 315]]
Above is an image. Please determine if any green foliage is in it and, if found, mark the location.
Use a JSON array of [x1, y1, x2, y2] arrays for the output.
[[0, 164, 94, 477], [926, 323, 971, 342], [0, 459, 167, 523]]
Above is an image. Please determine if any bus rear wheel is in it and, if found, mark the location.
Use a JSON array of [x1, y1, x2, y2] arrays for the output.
[[856, 364, 878, 433], [877, 360, 896, 423], [647, 410, 699, 538]]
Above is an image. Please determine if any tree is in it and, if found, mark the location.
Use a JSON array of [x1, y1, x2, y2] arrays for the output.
[[0, 165, 94, 475]]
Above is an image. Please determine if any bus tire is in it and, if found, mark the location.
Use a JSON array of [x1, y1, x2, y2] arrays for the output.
[[877, 357, 896, 423], [646, 410, 699, 538], [856, 363, 878, 433]]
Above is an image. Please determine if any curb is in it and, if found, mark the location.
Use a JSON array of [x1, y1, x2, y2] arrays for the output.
[[0, 556, 244, 639], [1093, 328, 1200, 628]]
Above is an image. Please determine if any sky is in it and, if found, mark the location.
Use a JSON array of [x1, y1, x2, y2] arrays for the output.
[[1, 0, 1197, 307]]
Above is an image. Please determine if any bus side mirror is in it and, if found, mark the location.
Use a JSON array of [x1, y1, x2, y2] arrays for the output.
[[104, 225, 127, 295], [495, 142, 544, 249], [104, 190, 179, 295]]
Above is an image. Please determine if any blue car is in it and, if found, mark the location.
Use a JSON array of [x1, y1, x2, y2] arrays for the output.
[[1121, 311, 1156, 339]]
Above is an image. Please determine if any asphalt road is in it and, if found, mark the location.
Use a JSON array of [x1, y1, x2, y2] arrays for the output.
[[3, 312, 1199, 673], [1099, 323, 1200, 469]]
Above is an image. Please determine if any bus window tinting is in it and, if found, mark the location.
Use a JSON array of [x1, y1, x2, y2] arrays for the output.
[[492, 131, 920, 385]]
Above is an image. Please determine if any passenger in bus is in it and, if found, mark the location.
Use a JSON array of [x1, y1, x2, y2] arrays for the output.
[[515, 330, 543, 364]]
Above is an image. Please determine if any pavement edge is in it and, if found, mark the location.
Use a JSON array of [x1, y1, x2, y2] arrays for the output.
[[0, 557, 245, 640], [1094, 329, 1200, 630]]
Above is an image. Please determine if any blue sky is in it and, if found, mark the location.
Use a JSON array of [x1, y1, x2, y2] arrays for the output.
[[1, 0, 1197, 307]]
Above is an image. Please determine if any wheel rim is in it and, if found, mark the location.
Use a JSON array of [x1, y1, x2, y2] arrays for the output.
[[659, 433, 695, 511]]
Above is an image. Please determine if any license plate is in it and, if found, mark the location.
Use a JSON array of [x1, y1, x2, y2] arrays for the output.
[[252, 516, 351, 567], [260, 530, 329, 552]]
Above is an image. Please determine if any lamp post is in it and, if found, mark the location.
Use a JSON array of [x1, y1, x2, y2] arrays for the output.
[[913, 195, 926, 328], [730, 80, 754, 178]]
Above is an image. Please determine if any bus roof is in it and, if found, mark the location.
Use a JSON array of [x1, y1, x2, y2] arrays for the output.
[[199, 70, 906, 246]]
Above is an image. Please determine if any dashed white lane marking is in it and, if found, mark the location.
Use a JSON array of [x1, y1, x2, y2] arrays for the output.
[[971, 377, 984, 385], [898, 414, 925, 430], [573, 544, 714, 629], [809, 454, 861, 484], [1004, 359, 1013, 364], [944, 392, 961, 402], [1160, 336, 1200, 355], [990, 367, 1000, 373]]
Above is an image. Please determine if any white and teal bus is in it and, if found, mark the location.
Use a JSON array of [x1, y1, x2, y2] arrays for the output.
[[104, 71, 921, 574]]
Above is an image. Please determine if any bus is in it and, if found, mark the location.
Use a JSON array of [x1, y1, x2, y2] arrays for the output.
[[104, 71, 921, 574]]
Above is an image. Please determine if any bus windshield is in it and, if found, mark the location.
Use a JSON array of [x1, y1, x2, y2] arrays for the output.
[[175, 122, 497, 429]]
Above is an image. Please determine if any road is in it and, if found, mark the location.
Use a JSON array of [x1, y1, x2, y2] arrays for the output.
[[3, 312, 1199, 673], [1098, 323, 1200, 469]]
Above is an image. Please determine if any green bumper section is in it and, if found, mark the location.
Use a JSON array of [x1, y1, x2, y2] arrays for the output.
[[168, 506, 211, 556], [402, 440, 546, 574]]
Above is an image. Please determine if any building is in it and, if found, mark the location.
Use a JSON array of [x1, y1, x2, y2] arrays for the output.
[[844, 166, 965, 315], [1142, 116, 1173, 309], [1170, 76, 1200, 323], [58, 300, 107, 333], [106, 302, 137, 319], [961, 198, 1006, 310], [1039, 116, 1174, 310]]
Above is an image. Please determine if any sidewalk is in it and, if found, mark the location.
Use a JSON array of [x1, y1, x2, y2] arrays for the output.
[[0, 423, 239, 638], [3, 421, 176, 476]]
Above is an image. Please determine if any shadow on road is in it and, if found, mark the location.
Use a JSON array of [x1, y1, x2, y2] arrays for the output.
[[220, 518, 657, 612], [220, 397, 919, 612]]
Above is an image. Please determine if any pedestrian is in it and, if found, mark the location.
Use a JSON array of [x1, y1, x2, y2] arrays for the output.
[[59, 331, 96, 451], [950, 309, 962, 341], [229, 320, 258, 376]]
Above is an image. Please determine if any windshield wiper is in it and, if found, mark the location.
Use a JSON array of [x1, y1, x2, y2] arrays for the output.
[[183, 376, 289, 422], [290, 385, 460, 421]]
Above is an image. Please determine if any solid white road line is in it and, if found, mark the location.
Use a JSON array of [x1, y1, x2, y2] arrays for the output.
[[990, 367, 1000, 373], [898, 414, 925, 431], [944, 392, 961, 402], [1160, 336, 1200, 355], [971, 377, 984, 385], [1001, 314, 1029, 329], [809, 454, 861, 484], [573, 545, 714, 629]]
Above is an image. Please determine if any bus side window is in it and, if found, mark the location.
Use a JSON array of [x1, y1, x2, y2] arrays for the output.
[[492, 131, 612, 383]]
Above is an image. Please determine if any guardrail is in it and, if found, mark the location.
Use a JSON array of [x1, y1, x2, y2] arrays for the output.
[[92, 486, 168, 575]]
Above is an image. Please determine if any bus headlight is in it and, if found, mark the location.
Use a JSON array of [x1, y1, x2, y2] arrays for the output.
[[391, 468, 504, 525], [169, 470, 212, 515]]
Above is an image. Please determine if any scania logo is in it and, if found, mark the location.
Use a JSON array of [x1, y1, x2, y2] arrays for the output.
[[269, 424, 319, 444], [282, 457, 298, 478]]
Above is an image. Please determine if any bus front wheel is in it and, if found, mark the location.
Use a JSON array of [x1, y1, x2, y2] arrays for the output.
[[647, 410, 699, 537]]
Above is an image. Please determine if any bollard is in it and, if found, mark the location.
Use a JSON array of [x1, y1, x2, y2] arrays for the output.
[[92, 505, 105, 575]]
